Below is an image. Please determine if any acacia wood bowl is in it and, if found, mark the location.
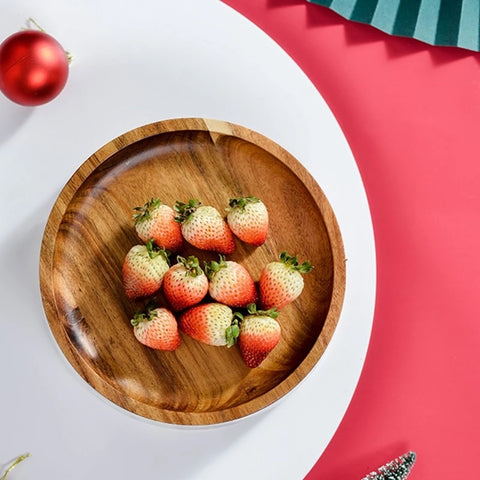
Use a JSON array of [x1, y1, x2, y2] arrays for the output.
[[39, 118, 346, 425]]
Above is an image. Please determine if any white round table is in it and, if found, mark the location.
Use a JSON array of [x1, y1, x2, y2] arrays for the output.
[[0, 1, 375, 478]]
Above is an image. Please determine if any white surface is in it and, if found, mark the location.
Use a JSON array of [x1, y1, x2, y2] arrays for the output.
[[0, 1, 376, 479]]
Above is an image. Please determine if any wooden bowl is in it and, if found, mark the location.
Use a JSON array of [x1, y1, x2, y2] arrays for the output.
[[39, 118, 346, 425]]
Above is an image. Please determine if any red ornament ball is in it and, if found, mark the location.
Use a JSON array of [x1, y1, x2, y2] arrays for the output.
[[0, 30, 69, 106]]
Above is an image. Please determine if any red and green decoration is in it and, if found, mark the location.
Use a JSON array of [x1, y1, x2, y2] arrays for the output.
[[0, 18, 71, 106], [362, 451, 416, 480]]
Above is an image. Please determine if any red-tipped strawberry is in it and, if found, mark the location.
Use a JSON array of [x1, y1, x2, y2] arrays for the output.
[[238, 304, 281, 368], [259, 251, 313, 310], [133, 198, 183, 251], [179, 302, 240, 347], [122, 239, 170, 300], [226, 196, 268, 246], [205, 255, 257, 308], [131, 307, 181, 351], [174, 199, 235, 254], [163, 255, 209, 311]]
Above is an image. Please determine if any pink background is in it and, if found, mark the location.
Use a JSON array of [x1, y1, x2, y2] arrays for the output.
[[223, 1, 480, 478]]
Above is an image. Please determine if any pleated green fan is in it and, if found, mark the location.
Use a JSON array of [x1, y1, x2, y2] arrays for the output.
[[307, 0, 480, 51]]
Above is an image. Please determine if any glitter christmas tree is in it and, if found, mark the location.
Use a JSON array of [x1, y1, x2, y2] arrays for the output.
[[362, 451, 416, 480]]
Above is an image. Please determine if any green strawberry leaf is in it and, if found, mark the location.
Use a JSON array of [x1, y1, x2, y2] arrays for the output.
[[279, 251, 313, 274], [246, 303, 257, 314], [145, 239, 171, 264], [178, 255, 204, 277], [225, 313, 243, 347], [225, 324, 240, 347], [131, 312, 147, 326], [174, 199, 201, 223], [204, 254, 227, 279], [133, 197, 161, 224], [228, 196, 260, 211], [145, 238, 159, 258], [131, 301, 159, 326], [246, 303, 279, 319]]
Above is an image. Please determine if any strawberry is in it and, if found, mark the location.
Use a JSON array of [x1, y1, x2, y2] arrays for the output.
[[174, 199, 235, 254], [133, 198, 183, 251], [122, 239, 170, 300], [226, 196, 268, 246], [131, 307, 181, 351], [204, 255, 257, 308], [163, 255, 209, 311], [179, 302, 240, 347], [259, 251, 313, 310], [238, 304, 281, 368]]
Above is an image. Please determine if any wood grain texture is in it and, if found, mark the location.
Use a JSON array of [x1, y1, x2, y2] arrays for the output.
[[39, 118, 346, 425]]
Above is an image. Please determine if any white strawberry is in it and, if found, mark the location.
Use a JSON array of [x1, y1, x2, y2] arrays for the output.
[[174, 199, 235, 254], [259, 251, 313, 310]]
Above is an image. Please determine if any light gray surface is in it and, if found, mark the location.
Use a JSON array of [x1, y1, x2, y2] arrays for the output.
[[0, 1, 375, 479]]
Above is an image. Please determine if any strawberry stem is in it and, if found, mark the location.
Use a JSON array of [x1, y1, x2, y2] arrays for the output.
[[225, 324, 239, 347], [204, 255, 227, 279], [133, 198, 161, 224], [145, 239, 158, 258], [174, 199, 201, 223], [131, 306, 158, 326], [130, 312, 147, 326], [246, 303, 279, 319], [279, 251, 313, 274], [228, 196, 260, 211], [225, 312, 243, 347], [178, 255, 204, 277], [145, 239, 170, 264]]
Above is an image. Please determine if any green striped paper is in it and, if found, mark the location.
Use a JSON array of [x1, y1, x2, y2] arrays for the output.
[[307, 0, 480, 51]]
